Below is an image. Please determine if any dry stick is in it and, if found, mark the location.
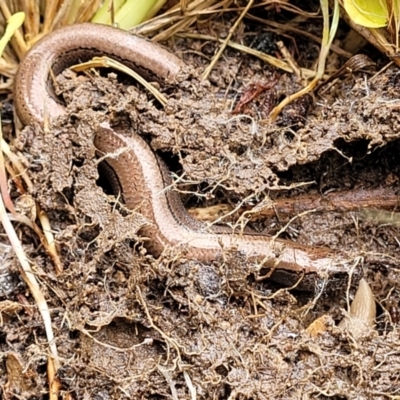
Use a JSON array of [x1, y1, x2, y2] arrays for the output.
[[37, 208, 63, 274], [48, 357, 61, 400], [202, 0, 254, 80], [188, 187, 400, 223], [276, 40, 302, 78]]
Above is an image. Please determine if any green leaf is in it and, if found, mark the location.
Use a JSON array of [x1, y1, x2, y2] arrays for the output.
[[92, 0, 125, 25], [0, 12, 25, 57], [344, 0, 388, 28]]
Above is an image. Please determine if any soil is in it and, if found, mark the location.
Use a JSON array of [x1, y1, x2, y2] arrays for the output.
[[2, 18, 400, 400]]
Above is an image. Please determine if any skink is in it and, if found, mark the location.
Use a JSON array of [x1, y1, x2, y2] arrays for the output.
[[14, 23, 355, 290]]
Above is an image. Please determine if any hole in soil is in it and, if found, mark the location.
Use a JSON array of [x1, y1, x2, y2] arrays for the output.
[[275, 138, 400, 194], [96, 161, 115, 197]]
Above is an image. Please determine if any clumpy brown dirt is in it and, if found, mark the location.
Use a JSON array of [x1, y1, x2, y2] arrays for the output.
[[3, 23, 400, 400]]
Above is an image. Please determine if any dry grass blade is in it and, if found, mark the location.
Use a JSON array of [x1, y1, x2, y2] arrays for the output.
[[18, 0, 40, 38], [202, 0, 254, 80], [178, 32, 290, 72], [91, 0, 125, 25], [0, 12, 24, 214], [7, 0, 101, 49], [42, 0, 102, 33], [137, 0, 231, 41], [0, 119, 15, 215], [42, 0, 61, 34], [70, 56, 168, 106], [0, 9, 23, 212], [178, 32, 318, 78], [269, 0, 340, 119]]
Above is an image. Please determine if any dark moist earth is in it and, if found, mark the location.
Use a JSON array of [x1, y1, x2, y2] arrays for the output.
[[2, 35, 400, 400]]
